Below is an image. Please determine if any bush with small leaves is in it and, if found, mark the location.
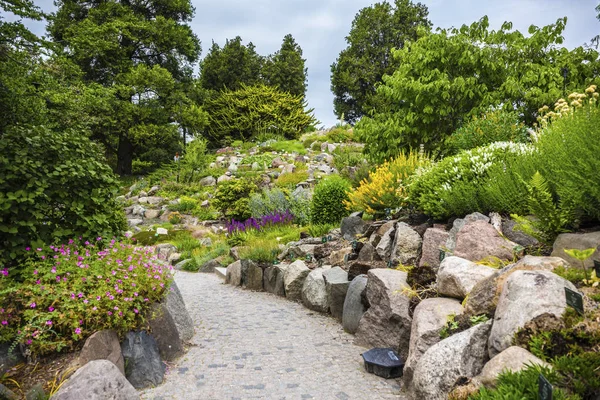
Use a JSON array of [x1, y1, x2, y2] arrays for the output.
[[310, 175, 351, 225], [0, 126, 126, 273]]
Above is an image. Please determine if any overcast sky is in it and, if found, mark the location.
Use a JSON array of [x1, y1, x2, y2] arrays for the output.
[[10, 0, 600, 127]]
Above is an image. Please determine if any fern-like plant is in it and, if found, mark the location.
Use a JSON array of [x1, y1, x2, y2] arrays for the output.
[[526, 171, 571, 242]]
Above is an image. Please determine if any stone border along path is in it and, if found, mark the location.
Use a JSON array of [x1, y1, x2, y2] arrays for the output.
[[141, 271, 404, 400]]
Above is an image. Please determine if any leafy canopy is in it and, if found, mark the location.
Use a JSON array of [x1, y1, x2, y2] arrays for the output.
[[356, 16, 600, 162], [330, 0, 431, 124]]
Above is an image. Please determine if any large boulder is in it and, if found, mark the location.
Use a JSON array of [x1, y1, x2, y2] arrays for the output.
[[198, 259, 220, 273], [357, 242, 380, 262], [446, 212, 490, 252], [199, 176, 216, 187], [419, 228, 449, 270], [51, 360, 139, 400], [78, 330, 124, 375], [369, 220, 396, 248], [436, 256, 497, 299], [263, 264, 288, 297], [342, 275, 369, 334], [453, 220, 518, 262], [412, 321, 492, 400], [403, 298, 464, 389], [155, 243, 177, 261], [341, 215, 368, 241], [551, 231, 600, 270], [354, 269, 412, 360], [502, 218, 539, 247], [390, 222, 422, 266], [147, 303, 184, 361], [328, 247, 352, 267], [120, 331, 165, 389], [488, 270, 579, 357], [225, 260, 243, 286], [375, 224, 395, 260], [323, 267, 349, 321], [302, 268, 329, 313], [165, 281, 194, 342], [241, 260, 263, 291], [478, 346, 549, 387], [464, 256, 569, 317], [283, 260, 310, 301]]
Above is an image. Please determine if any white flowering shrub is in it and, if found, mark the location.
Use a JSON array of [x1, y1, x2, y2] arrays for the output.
[[409, 142, 533, 219]]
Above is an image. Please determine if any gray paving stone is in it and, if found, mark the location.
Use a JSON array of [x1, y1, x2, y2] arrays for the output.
[[140, 272, 404, 400]]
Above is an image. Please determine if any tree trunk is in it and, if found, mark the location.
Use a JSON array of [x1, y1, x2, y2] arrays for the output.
[[116, 135, 134, 175]]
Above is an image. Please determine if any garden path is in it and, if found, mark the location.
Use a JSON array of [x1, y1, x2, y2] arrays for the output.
[[140, 271, 404, 400]]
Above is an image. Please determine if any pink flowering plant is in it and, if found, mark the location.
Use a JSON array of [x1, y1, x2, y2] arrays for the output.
[[0, 238, 173, 356]]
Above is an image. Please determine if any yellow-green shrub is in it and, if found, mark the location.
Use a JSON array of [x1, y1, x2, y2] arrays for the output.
[[345, 151, 426, 216]]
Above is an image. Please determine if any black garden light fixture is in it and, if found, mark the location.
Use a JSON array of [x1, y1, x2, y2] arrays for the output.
[[362, 348, 405, 379]]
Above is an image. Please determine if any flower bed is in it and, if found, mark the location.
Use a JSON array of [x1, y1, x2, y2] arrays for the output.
[[0, 238, 172, 356]]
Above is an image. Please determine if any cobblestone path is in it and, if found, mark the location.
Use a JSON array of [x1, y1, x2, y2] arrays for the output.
[[141, 271, 404, 400]]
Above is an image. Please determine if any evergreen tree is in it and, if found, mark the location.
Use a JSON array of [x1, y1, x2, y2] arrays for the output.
[[330, 0, 431, 124], [48, 0, 205, 175], [200, 36, 263, 92], [263, 34, 307, 98]]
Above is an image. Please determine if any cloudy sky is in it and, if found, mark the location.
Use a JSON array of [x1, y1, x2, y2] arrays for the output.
[[10, 0, 600, 127]]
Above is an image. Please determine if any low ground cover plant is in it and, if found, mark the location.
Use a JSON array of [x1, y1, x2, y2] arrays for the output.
[[0, 239, 172, 356]]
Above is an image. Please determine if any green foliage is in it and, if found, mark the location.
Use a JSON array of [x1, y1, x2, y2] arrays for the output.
[[306, 223, 337, 238], [213, 178, 258, 220], [204, 84, 316, 147], [357, 16, 599, 162], [535, 102, 600, 226], [263, 34, 307, 98], [0, 126, 126, 270], [199, 37, 263, 92], [49, 0, 205, 174], [262, 140, 307, 155], [190, 240, 231, 271], [526, 172, 571, 241], [332, 146, 366, 171], [311, 175, 351, 225], [0, 240, 172, 355], [289, 187, 312, 226], [445, 110, 529, 155], [469, 364, 576, 400], [331, 0, 432, 123], [237, 239, 280, 263], [276, 172, 309, 188], [249, 188, 291, 218], [409, 142, 533, 219], [168, 196, 199, 213]]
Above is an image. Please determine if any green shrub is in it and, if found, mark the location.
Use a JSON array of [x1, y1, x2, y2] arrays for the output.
[[289, 187, 312, 226], [276, 171, 309, 188], [536, 102, 600, 225], [191, 240, 231, 270], [306, 223, 337, 238], [446, 110, 529, 155], [264, 140, 307, 155], [409, 142, 533, 219], [311, 175, 351, 225], [213, 179, 258, 220], [168, 196, 199, 213], [332, 145, 366, 171], [469, 364, 576, 400], [249, 188, 290, 218], [131, 160, 156, 175], [237, 238, 280, 263], [204, 84, 317, 146], [326, 127, 354, 143], [0, 239, 172, 355], [0, 126, 126, 271]]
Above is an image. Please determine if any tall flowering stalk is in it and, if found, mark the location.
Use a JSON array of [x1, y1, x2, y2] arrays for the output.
[[226, 210, 295, 236]]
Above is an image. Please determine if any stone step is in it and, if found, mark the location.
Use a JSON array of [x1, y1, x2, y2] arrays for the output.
[[215, 267, 227, 280]]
